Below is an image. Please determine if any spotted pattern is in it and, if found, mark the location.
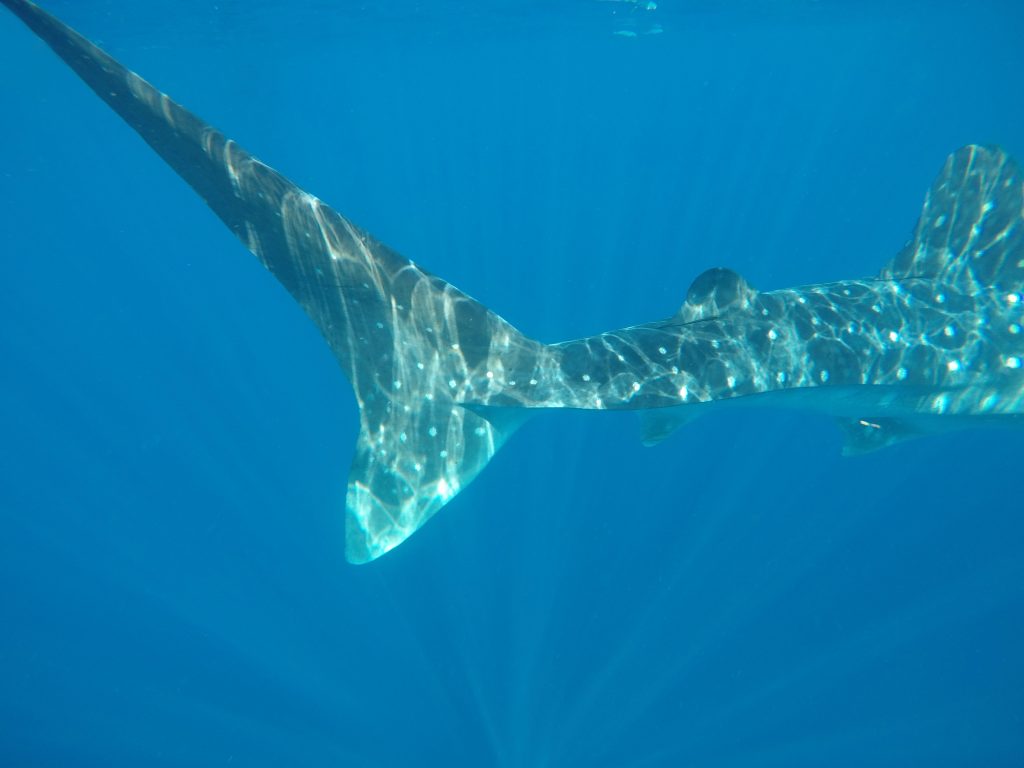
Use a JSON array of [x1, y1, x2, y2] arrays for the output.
[[521, 146, 1024, 422], [10, 0, 1021, 562], [479, 148, 1024, 433]]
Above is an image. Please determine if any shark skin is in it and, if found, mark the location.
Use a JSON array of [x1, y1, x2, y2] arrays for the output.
[[4, 0, 1023, 562]]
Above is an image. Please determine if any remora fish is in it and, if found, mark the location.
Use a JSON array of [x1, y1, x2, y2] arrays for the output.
[[4, 0, 1022, 563]]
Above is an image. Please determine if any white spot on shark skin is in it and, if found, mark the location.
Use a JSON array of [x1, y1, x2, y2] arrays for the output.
[[393, 380, 402, 390], [1010, 323, 1021, 335], [888, 331, 900, 343], [632, 382, 641, 392], [726, 375, 736, 388], [486, 371, 494, 380], [678, 386, 688, 399], [934, 214, 947, 227], [819, 370, 830, 383], [440, 450, 448, 459], [935, 293, 946, 304], [896, 367, 908, 381], [417, 362, 425, 370], [776, 371, 786, 384], [594, 396, 603, 407], [529, 378, 538, 386], [1005, 356, 1022, 369], [428, 426, 438, 437], [982, 201, 994, 213], [448, 379, 457, 388], [658, 346, 667, 355], [947, 360, 960, 372], [582, 374, 591, 382], [767, 329, 778, 341], [1008, 292, 1022, 305], [932, 394, 950, 414], [399, 432, 408, 443], [474, 426, 487, 437], [944, 325, 956, 337]]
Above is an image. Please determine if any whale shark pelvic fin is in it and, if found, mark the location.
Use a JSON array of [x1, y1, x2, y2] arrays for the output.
[[5, 0, 1023, 563]]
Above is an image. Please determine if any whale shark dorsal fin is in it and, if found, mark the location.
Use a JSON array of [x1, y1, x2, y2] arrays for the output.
[[881, 145, 1024, 291], [11, 0, 1024, 565], [675, 267, 758, 323]]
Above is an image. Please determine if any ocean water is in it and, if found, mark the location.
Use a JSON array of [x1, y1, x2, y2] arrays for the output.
[[1, 1, 1023, 765]]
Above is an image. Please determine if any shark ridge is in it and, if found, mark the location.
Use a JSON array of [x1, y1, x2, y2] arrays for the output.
[[4, 0, 1022, 562]]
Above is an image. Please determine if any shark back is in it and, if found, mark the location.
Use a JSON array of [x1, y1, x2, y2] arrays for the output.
[[2, 0, 546, 562], [7, 0, 1024, 563]]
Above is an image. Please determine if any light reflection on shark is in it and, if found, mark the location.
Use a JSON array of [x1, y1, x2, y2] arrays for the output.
[[4, 0, 1022, 562]]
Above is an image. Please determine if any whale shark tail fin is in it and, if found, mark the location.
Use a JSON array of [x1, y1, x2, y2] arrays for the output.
[[882, 144, 1024, 293], [3, 0, 547, 562]]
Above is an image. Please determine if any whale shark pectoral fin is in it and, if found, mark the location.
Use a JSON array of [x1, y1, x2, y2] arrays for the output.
[[836, 417, 924, 456]]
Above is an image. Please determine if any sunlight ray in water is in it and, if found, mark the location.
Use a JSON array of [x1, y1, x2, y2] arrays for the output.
[[1, 0, 1022, 764]]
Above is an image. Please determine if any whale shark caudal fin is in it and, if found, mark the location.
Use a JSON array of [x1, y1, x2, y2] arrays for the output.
[[8, 0, 1024, 563], [1, 0, 547, 563]]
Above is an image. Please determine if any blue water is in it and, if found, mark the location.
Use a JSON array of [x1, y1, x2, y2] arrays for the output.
[[1, 1, 1023, 765]]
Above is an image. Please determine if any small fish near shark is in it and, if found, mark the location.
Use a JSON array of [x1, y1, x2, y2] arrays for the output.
[[4, 0, 1022, 563]]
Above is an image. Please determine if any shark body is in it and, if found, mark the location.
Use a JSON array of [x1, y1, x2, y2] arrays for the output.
[[4, 0, 1022, 562]]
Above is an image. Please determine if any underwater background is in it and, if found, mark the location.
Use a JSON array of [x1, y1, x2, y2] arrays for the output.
[[1, 0, 1023, 765]]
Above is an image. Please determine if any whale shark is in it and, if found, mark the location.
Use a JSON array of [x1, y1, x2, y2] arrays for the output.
[[4, 0, 1022, 563]]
